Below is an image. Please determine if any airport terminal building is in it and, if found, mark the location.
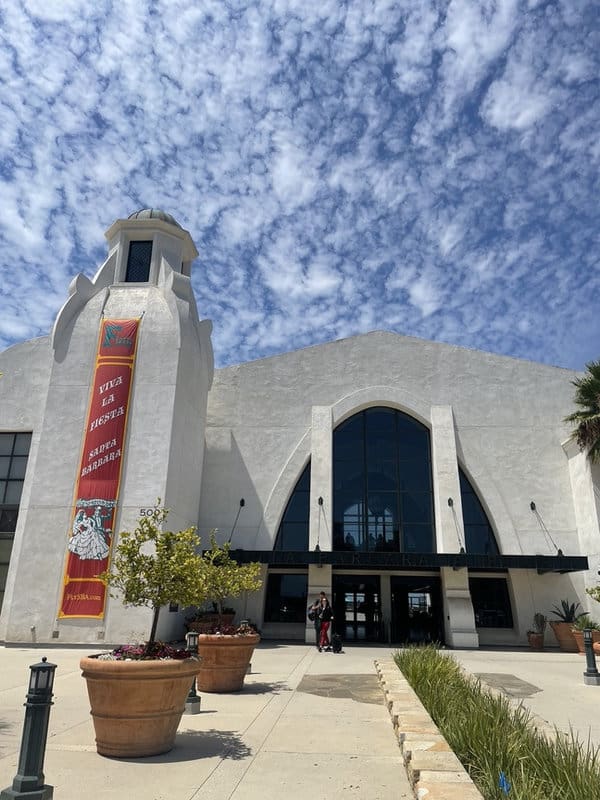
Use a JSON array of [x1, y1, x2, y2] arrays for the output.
[[0, 210, 598, 648]]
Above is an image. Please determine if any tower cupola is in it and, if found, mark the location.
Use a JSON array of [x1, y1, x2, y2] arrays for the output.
[[104, 208, 198, 285]]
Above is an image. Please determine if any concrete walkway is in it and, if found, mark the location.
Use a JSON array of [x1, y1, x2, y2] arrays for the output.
[[2, 643, 599, 800], [0, 643, 412, 800], [451, 647, 600, 748]]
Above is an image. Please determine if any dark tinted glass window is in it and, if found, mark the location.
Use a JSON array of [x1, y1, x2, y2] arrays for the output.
[[0, 433, 32, 612], [333, 407, 435, 553], [459, 469, 499, 555], [125, 240, 152, 282], [0, 433, 31, 529], [14, 433, 32, 455], [403, 525, 434, 553], [277, 523, 309, 550], [469, 577, 513, 628], [0, 508, 18, 533], [274, 464, 310, 550], [264, 573, 308, 622]]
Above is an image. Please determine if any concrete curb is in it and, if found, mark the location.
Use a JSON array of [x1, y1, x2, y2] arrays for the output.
[[374, 658, 485, 800]]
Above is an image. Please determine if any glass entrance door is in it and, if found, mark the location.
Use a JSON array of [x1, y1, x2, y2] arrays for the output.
[[332, 575, 383, 642], [390, 576, 444, 645]]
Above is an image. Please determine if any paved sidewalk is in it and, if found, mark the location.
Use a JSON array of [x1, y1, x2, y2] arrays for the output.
[[0, 643, 412, 800], [451, 647, 600, 748], [3, 643, 598, 800]]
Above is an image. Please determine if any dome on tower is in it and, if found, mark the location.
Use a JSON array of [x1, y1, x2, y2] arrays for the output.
[[128, 208, 182, 228]]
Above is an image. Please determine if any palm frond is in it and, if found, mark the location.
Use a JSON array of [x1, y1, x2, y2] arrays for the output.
[[564, 359, 600, 463]]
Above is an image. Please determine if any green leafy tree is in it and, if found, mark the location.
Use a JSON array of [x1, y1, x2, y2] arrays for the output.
[[99, 504, 208, 652], [564, 358, 600, 463], [201, 532, 262, 614], [587, 586, 600, 605]]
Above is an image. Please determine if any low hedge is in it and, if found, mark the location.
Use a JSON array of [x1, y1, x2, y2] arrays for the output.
[[394, 645, 600, 800]]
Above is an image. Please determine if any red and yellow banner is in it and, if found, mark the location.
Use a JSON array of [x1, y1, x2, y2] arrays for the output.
[[59, 318, 140, 618]]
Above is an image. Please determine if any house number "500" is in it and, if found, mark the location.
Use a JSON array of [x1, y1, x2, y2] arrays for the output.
[[139, 507, 162, 516]]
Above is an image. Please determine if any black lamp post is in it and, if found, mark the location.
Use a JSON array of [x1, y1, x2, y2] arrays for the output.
[[583, 628, 600, 686], [1, 657, 56, 800], [184, 631, 201, 714]]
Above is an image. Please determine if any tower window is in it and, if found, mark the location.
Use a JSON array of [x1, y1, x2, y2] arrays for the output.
[[125, 241, 152, 282]]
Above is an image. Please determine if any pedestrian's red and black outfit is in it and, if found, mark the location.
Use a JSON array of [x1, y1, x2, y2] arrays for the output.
[[318, 600, 334, 650]]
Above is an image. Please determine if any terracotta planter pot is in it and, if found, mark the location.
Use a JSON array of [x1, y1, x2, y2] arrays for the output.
[[572, 629, 600, 655], [197, 633, 260, 692], [527, 632, 544, 650], [549, 620, 578, 652], [80, 656, 199, 757]]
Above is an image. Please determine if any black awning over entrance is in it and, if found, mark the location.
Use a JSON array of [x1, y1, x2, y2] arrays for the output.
[[230, 549, 588, 574]]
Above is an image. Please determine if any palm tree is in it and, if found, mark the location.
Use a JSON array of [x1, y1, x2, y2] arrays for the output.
[[564, 359, 600, 463]]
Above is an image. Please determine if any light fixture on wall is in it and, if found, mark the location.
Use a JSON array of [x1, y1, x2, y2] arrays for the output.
[[315, 496, 323, 558], [314, 539, 322, 570], [529, 500, 563, 556], [452, 546, 467, 570], [447, 496, 464, 552], [228, 498, 245, 543]]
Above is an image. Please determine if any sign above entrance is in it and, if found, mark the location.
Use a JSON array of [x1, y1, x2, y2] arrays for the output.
[[230, 549, 588, 574]]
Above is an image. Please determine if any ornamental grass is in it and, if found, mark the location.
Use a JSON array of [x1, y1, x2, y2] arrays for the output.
[[394, 645, 600, 800]]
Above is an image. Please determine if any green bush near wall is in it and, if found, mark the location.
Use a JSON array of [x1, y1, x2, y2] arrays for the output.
[[394, 646, 600, 800]]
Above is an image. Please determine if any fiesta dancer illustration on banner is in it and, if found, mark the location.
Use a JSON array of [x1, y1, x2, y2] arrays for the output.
[[68, 500, 114, 561]]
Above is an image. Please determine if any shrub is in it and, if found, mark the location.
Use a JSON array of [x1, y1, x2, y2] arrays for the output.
[[550, 599, 584, 622], [394, 645, 600, 800], [572, 614, 600, 632]]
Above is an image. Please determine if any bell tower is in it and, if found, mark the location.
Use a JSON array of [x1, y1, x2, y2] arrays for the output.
[[1, 209, 213, 645]]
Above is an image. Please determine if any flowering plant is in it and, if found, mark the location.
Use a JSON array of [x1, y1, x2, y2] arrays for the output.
[[201, 621, 259, 636], [96, 642, 193, 661]]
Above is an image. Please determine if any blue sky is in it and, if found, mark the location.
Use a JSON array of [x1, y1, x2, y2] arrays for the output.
[[0, 0, 598, 370]]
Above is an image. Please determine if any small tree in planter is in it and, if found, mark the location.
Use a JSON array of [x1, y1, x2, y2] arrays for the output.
[[201, 533, 262, 617], [193, 532, 263, 693], [97, 505, 208, 653], [80, 504, 209, 758]]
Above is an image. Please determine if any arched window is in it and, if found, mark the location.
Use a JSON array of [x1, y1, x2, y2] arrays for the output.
[[273, 463, 311, 550], [333, 407, 434, 553], [459, 468, 499, 555]]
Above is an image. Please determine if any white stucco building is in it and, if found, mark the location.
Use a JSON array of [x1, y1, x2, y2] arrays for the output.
[[1, 210, 598, 648]]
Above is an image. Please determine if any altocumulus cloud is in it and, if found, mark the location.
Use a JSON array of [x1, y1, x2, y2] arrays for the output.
[[0, 0, 598, 369]]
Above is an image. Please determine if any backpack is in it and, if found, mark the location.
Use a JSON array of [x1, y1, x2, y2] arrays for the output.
[[331, 634, 342, 653], [307, 609, 316, 622]]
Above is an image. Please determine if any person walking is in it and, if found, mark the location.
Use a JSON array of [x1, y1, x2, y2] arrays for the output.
[[308, 592, 325, 649], [318, 594, 334, 652]]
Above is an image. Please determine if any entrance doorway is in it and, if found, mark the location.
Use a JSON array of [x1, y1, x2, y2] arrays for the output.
[[390, 576, 444, 645], [332, 575, 383, 643]]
